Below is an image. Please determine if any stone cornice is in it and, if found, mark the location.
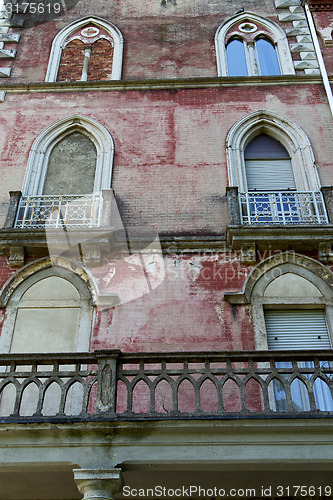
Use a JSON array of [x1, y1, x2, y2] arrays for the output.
[[307, 0, 333, 11], [226, 224, 333, 249], [0, 229, 229, 258], [0, 75, 328, 94]]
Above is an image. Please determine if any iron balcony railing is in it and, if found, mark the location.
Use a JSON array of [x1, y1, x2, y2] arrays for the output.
[[239, 191, 328, 225], [0, 350, 333, 422], [14, 193, 103, 229]]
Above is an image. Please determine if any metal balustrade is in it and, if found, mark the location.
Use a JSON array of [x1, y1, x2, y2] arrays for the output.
[[0, 350, 333, 422], [14, 193, 103, 229], [239, 191, 328, 225]]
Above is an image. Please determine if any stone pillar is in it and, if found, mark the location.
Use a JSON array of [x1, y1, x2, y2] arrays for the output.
[[100, 189, 114, 228], [4, 191, 21, 228], [226, 186, 241, 225], [73, 469, 123, 500], [321, 186, 333, 224]]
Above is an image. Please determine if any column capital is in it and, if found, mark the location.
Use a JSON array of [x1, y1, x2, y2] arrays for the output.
[[73, 469, 123, 500]]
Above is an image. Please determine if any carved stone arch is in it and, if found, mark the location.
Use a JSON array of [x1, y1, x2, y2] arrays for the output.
[[225, 252, 333, 350], [248, 252, 333, 302], [0, 257, 96, 354], [226, 110, 320, 192], [0, 256, 100, 308], [45, 16, 123, 82], [22, 115, 115, 195], [215, 11, 295, 77]]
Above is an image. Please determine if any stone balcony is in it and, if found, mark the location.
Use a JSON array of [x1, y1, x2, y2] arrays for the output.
[[0, 349, 333, 423]]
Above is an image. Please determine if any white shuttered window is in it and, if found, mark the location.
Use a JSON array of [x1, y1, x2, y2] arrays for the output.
[[265, 309, 331, 350], [245, 134, 296, 191], [265, 309, 333, 411]]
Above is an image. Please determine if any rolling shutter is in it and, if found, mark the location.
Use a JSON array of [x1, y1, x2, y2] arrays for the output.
[[265, 309, 331, 350], [245, 159, 296, 191]]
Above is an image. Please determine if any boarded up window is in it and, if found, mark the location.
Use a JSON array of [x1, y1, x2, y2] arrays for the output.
[[10, 276, 81, 354], [56, 26, 115, 82], [88, 39, 114, 81], [43, 132, 97, 195], [57, 39, 85, 82]]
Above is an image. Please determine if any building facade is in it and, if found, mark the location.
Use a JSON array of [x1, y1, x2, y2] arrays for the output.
[[0, 0, 333, 498]]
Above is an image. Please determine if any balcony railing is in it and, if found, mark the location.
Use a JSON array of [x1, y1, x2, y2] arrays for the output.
[[0, 350, 333, 422], [239, 191, 328, 225], [14, 193, 103, 229]]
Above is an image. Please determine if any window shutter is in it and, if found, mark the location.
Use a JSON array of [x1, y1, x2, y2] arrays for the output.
[[245, 159, 296, 191], [265, 309, 331, 350]]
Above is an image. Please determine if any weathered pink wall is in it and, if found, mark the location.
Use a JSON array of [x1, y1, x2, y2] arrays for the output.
[[0, 84, 332, 232]]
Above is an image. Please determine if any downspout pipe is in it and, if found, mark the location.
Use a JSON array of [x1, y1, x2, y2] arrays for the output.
[[303, 1, 333, 117]]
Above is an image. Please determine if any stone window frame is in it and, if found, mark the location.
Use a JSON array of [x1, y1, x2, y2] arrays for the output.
[[0, 258, 93, 354], [45, 16, 123, 82], [225, 252, 333, 350], [226, 110, 321, 193], [215, 11, 295, 77], [22, 115, 115, 196]]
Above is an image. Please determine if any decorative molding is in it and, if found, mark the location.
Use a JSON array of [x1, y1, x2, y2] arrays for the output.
[[226, 110, 320, 192], [45, 16, 124, 82], [0, 67, 11, 77], [0, 33, 20, 43], [308, 0, 333, 11], [215, 11, 295, 76], [241, 243, 256, 265], [73, 469, 123, 500], [0, 74, 326, 95], [0, 3, 24, 102], [224, 251, 333, 304], [319, 242, 333, 263], [22, 114, 115, 195], [275, 0, 320, 74], [0, 49, 16, 59], [9, 245, 25, 268]]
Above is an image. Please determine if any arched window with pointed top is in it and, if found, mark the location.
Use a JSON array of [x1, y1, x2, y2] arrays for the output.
[[46, 17, 123, 82], [226, 37, 248, 76], [226, 111, 328, 225], [215, 12, 294, 77], [244, 134, 295, 191], [255, 37, 281, 76], [14, 116, 115, 229]]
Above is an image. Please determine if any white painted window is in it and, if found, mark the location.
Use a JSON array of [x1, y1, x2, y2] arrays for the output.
[[215, 12, 294, 77], [226, 36, 281, 77], [226, 110, 320, 193]]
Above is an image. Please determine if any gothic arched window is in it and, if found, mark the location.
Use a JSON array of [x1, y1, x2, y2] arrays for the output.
[[255, 37, 280, 76], [226, 111, 327, 225], [215, 13, 294, 77], [226, 38, 248, 76], [0, 264, 92, 355], [15, 116, 114, 229], [46, 17, 123, 82], [21, 115, 114, 197]]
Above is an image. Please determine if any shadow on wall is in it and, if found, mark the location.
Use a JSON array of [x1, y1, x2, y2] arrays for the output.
[[44, 190, 166, 308]]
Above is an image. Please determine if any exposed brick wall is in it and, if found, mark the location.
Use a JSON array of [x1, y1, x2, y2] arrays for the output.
[[88, 39, 114, 81], [0, 257, 15, 290], [57, 39, 85, 82]]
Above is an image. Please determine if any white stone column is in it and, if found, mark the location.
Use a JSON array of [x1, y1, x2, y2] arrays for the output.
[[73, 469, 123, 500]]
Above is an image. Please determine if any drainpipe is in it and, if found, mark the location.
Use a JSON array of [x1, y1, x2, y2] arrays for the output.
[[303, 1, 333, 117]]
